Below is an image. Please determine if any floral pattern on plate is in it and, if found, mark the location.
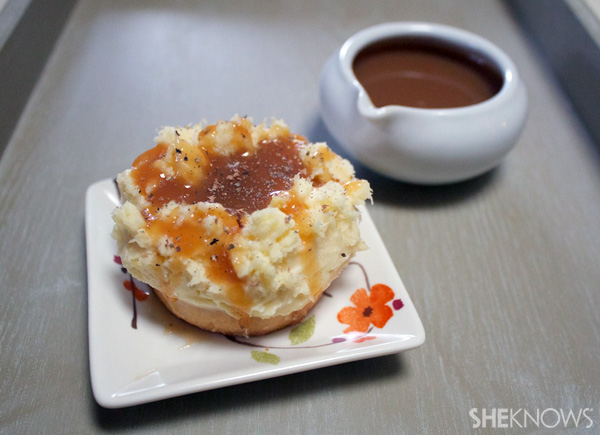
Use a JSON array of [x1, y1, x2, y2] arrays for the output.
[[86, 178, 425, 408]]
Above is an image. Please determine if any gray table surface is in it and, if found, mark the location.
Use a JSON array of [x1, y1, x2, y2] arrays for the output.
[[1, 0, 599, 433]]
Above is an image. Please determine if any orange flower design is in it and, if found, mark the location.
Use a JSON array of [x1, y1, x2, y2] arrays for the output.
[[337, 284, 395, 333]]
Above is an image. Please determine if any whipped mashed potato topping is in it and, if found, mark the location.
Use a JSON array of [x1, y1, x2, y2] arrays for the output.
[[113, 116, 371, 323]]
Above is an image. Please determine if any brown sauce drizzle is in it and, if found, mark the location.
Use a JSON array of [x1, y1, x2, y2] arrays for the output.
[[132, 136, 306, 214], [129, 126, 314, 310], [276, 190, 320, 296], [145, 206, 251, 308]]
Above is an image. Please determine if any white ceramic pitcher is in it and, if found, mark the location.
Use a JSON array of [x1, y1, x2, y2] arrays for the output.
[[319, 22, 528, 184]]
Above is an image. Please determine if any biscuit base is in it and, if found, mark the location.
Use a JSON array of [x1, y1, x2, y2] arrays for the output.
[[153, 259, 351, 337], [154, 289, 323, 337]]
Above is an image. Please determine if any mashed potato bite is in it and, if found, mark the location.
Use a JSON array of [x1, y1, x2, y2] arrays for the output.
[[112, 116, 371, 336]]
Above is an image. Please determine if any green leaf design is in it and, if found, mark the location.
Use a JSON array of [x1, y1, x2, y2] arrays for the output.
[[251, 350, 280, 365], [289, 314, 316, 345]]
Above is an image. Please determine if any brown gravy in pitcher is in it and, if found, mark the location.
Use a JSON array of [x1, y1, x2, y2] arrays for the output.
[[353, 38, 503, 109]]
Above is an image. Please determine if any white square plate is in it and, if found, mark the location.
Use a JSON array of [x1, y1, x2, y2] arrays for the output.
[[85, 178, 425, 408]]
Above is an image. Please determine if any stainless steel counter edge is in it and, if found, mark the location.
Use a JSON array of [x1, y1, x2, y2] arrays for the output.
[[0, 0, 77, 159], [506, 0, 600, 147]]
